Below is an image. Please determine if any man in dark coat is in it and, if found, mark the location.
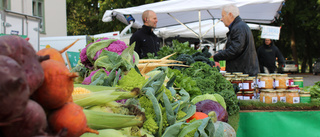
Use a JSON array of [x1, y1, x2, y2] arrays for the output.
[[214, 4, 259, 76], [130, 10, 160, 59], [257, 38, 285, 73]]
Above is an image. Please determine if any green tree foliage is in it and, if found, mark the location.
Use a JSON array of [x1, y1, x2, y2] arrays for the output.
[[66, 0, 162, 35], [254, 0, 320, 72]]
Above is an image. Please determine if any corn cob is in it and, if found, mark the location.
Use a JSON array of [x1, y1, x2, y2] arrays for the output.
[[83, 109, 144, 130]]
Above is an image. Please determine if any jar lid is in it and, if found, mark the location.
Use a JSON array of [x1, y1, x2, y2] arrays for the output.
[[238, 74, 249, 77], [232, 78, 242, 81], [293, 77, 303, 80], [260, 89, 275, 92], [224, 74, 236, 78], [299, 91, 310, 94], [232, 72, 243, 75], [288, 85, 299, 87], [244, 91, 254, 94], [244, 77, 255, 80], [259, 74, 272, 77], [276, 74, 288, 77], [275, 89, 286, 92], [287, 89, 299, 92], [225, 72, 231, 75]]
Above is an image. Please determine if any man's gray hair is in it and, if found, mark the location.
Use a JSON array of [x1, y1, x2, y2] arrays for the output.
[[222, 4, 240, 18]]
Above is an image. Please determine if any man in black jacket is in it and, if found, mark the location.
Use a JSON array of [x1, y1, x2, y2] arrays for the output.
[[213, 4, 259, 76], [130, 10, 160, 59], [257, 38, 285, 73]]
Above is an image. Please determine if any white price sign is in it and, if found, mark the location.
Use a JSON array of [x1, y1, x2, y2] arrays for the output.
[[261, 26, 281, 40]]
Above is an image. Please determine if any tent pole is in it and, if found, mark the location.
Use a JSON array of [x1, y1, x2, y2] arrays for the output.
[[198, 10, 202, 45], [167, 13, 200, 38]]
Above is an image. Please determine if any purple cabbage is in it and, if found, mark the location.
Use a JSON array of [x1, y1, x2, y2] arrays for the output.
[[195, 100, 228, 122]]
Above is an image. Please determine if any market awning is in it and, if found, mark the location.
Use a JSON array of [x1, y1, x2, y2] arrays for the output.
[[102, 0, 284, 29]]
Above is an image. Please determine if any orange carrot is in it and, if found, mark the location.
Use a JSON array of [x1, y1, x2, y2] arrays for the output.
[[186, 112, 208, 123]]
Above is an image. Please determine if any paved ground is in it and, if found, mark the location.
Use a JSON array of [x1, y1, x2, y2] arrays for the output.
[[288, 73, 320, 87]]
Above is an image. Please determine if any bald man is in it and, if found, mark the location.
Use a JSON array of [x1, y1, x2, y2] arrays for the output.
[[130, 10, 160, 59], [213, 5, 259, 76]]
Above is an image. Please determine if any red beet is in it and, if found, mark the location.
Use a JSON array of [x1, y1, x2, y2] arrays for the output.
[[1, 100, 48, 137], [0, 35, 44, 94], [0, 55, 29, 125]]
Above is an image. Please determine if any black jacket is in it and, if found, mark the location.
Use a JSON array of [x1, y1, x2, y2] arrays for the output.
[[214, 16, 259, 76], [130, 25, 160, 59], [257, 41, 285, 70]]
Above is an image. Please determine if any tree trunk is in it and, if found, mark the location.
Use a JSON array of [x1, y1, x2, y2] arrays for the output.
[[290, 29, 299, 72]]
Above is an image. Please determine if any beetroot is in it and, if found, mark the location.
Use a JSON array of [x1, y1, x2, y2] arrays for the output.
[[0, 55, 29, 125], [195, 100, 228, 122], [0, 35, 44, 94], [1, 100, 48, 137]]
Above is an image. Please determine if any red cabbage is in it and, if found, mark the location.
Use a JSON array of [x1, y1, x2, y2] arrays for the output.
[[195, 100, 228, 122]]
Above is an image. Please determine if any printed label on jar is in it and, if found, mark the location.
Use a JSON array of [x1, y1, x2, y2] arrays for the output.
[[243, 96, 250, 100], [251, 83, 255, 89], [263, 96, 265, 103], [293, 97, 300, 103], [290, 81, 294, 85], [275, 80, 279, 87], [260, 81, 266, 88], [243, 83, 249, 90], [286, 80, 289, 86], [238, 83, 243, 90], [272, 97, 278, 103], [280, 97, 286, 102], [237, 96, 243, 100]]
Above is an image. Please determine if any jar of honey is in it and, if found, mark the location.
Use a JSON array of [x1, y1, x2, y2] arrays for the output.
[[274, 74, 288, 89], [261, 89, 277, 103], [259, 74, 274, 89], [275, 89, 286, 103], [286, 89, 300, 104], [259, 89, 265, 102]]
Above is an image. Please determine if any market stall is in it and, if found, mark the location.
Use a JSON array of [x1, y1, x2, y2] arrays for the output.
[[102, 0, 284, 43]]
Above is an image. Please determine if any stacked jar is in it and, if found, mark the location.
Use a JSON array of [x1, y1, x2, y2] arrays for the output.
[[259, 74, 275, 103], [299, 90, 311, 103], [293, 77, 304, 90], [260, 89, 277, 104]]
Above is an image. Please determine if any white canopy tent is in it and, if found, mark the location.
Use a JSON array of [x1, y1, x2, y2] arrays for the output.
[[154, 19, 261, 39], [102, 0, 284, 46]]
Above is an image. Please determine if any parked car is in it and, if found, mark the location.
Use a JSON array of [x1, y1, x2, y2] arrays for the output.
[[313, 58, 320, 75], [279, 60, 299, 73]]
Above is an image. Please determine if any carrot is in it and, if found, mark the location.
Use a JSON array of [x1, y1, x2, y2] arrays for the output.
[[48, 102, 99, 137], [186, 112, 208, 123], [32, 60, 78, 109], [37, 39, 80, 63]]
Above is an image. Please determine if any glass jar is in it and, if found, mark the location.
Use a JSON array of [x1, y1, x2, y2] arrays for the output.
[[237, 91, 244, 100], [244, 91, 254, 100], [293, 77, 304, 88], [288, 77, 294, 86], [259, 89, 264, 102], [300, 91, 311, 103], [286, 89, 300, 104], [274, 74, 289, 89], [231, 78, 243, 91], [261, 89, 277, 104], [275, 89, 286, 103], [242, 77, 255, 91], [259, 74, 274, 89]]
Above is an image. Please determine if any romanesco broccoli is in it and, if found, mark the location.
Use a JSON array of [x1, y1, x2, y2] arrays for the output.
[[117, 68, 148, 91], [142, 117, 159, 134]]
